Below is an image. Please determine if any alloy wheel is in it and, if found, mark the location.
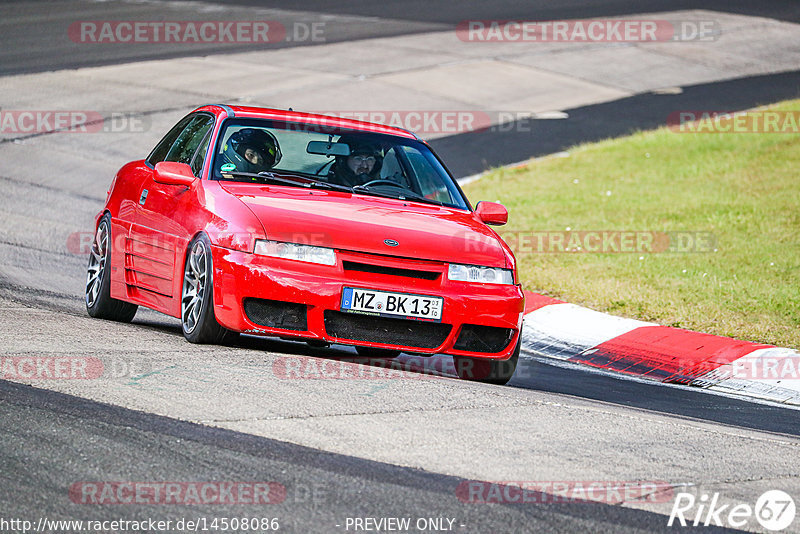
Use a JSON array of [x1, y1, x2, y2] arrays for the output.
[[85, 221, 108, 307], [182, 240, 208, 333]]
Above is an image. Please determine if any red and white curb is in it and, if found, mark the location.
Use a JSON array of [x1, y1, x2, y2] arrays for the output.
[[521, 292, 800, 406]]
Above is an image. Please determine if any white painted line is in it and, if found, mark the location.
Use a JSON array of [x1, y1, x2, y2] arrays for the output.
[[532, 111, 569, 119], [651, 87, 683, 95]]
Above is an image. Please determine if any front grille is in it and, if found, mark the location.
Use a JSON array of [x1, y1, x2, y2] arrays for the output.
[[244, 298, 308, 331], [454, 324, 514, 353], [342, 261, 440, 281], [324, 310, 451, 349]]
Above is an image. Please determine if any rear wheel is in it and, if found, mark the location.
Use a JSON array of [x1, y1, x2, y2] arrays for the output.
[[181, 235, 230, 344], [355, 346, 401, 358], [85, 214, 138, 322], [453, 334, 521, 385]]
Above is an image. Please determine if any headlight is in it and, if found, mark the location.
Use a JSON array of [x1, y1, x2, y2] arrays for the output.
[[254, 240, 337, 266], [447, 263, 514, 285]]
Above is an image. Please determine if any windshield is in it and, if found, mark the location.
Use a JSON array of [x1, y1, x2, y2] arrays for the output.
[[211, 118, 470, 210]]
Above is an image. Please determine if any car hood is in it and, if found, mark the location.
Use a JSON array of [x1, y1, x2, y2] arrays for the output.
[[221, 184, 508, 267]]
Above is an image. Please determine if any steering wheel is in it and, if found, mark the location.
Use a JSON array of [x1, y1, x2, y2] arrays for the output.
[[359, 179, 404, 188]]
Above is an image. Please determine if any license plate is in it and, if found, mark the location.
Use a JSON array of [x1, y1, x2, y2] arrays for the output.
[[341, 287, 443, 321]]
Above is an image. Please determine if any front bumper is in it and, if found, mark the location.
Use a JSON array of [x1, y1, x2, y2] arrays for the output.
[[211, 246, 525, 360]]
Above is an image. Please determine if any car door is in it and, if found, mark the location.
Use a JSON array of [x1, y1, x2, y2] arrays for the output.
[[127, 113, 214, 314]]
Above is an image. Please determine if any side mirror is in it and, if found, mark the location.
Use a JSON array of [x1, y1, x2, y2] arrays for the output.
[[154, 161, 196, 187], [475, 201, 508, 226]]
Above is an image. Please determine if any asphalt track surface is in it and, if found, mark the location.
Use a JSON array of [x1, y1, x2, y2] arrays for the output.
[[2, 1, 800, 533], [1, 380, 734, 534], [3, 0, 800, 76]]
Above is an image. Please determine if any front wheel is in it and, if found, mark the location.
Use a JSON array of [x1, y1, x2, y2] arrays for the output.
[[181, 235, 230, 344], [85, 214, 138, 322], [453, 334, 521, 385]]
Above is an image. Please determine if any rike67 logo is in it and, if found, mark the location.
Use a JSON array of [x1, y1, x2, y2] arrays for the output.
[[669, 489, 795, 531]]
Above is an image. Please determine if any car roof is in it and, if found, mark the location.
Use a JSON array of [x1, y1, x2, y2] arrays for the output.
[[195, 104, 419, 140]]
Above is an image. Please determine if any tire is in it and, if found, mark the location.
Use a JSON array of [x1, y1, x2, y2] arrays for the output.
[[355, 346, 401, 358], [181, 234, 230, 344], [453, 333, 521, 385], [85, 214, 138, 322]]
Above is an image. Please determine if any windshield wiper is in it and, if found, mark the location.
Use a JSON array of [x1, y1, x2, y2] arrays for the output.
[[305, 179, 352, 192], [220, 171, 352, 192], [222, 171, 444, 205], [351, 184, 443, 206]]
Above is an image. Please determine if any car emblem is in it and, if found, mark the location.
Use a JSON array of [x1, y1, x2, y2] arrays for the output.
[[384, 239, 399, 247]]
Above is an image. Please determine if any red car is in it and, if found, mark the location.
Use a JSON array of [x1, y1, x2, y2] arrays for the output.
[[85, 104, 525, 384]]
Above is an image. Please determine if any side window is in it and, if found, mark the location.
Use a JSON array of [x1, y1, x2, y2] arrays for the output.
[[147, 115, 193, 166], [190, 129, 212, 177], [380, 148, 405, 182], [164, 115, 214, 166], [401, 146, 459, 205]]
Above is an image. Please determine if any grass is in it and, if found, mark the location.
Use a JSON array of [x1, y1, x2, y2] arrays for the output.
[[462, 99, 800, 349]]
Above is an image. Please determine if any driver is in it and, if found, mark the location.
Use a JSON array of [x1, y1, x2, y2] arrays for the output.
[[329, 136, 383, 187], [221, 128, 281, 175]]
